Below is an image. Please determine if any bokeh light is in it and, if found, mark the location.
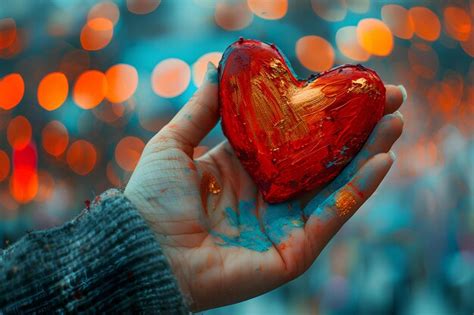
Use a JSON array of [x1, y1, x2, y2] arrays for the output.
[[215, 1, 253, 31], [296, 35, 335, 72], [105, 64, 138, 103], [115, 136, 145, 171], [347, 0, 370, 13], [0, 18, 16, 50], [357, 18, 393, 56], [152, 58, 191, 98], [192, 52, 222, 87], [10, 143, 38, 204], [443, 6, 471, 42], [408, 42, 439, 79], [73, 70, 108, 109], [127, 0, 161, 15], [409, 6, 441, 41], [37, 72, 69, 111], [35, 170, 55, 203], [311, 0, 347, 22], [7, 116, 32, 150], [336, 26, 370, 62], [0, 73, 24, 110], [0, 150, 10, 182], [42, 121, 69, 157], [381, 4, 414, 39], [247, 0, 287, 20], [66, 140, 97, 175], [88, 1, 120, 25], [80, 17, 114, 51]]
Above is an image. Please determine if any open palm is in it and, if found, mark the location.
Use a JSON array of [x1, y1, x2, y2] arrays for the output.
[[124, 64, 405, 311]]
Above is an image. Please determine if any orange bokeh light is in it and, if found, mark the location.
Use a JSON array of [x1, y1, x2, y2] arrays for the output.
[[80, 17, 113, 51], [42, 120, 69, 157], [88, 1, 120, 25], [7, 116, 32, 150], [443, 7, 471, 42], [0, 73, 24, 110], [247, 0, 287, 20], [357, 18, 394, 56], [67, 140, 97, 175], [192, 52, 222, 87], [408, 42, 439, 79], [460, 30, 474, 57], [35, 170, 55, 202], [10, 143, 38, 204], [311, 0, 347, 22], [115, 136, 145, 171], [105, 64, 138, 103], [37, 72, 69, 111], [106, 161, 122, 187], [336, 26, 370, 62], [0, 150, 10, 182], [152, 58, 191, 98], [381, 4, 414, 39], [409, 7, 441, 42], [73, 70, 108, 109], [0, 18, 16, 50], [215, 1, 253, 31], [127, 0, 161, 15], [296, 35, 335, 72]]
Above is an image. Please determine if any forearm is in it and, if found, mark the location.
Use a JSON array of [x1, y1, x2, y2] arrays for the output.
[[0, 189, 187, 313]]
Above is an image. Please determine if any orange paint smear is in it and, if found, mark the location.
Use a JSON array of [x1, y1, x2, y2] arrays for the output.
[[335, 190, 357, 217], [200, 171, 221, 214]]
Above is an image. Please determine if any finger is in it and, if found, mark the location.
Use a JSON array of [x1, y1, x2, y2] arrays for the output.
[[384, 84, 407, 115], [152, 62, 219, 157], [304, 152, 395, 250], [301, 111, 403, 212]]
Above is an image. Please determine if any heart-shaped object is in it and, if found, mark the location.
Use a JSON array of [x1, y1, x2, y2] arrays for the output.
[[219, 39, 385, 203]]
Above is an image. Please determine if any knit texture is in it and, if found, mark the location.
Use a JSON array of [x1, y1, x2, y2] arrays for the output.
[[0, 189, 188, 314]]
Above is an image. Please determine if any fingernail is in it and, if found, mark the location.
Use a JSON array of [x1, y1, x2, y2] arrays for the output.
[[205, 62, 218, 84], [389, 150, 396, 161], [398, 85, 407, 102], [394, 110, 404, 121]]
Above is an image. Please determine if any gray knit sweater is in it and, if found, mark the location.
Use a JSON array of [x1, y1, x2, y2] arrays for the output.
[[0, 189, 188, 314]]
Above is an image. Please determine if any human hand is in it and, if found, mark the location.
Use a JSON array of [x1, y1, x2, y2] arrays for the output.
[[124, 63, 405, 311]]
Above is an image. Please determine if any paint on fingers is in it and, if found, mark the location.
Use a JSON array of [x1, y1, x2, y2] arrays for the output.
[[335, 190, 358, 217], [200, 171, 221, 214]]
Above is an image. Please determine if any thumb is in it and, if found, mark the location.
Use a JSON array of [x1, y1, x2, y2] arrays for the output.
[[152, 62, 219, 157]]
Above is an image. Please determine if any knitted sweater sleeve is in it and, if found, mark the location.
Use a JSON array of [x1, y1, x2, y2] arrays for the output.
[[0, 189, 188, 314]]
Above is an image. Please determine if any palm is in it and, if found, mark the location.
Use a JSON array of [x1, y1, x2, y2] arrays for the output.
[[125, 66, 405, 311]]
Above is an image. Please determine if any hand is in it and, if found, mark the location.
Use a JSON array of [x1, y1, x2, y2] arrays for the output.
[[124, 64, 405, 311]]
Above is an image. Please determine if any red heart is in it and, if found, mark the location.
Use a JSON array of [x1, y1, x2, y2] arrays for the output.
[[219, 39, 385, 203]]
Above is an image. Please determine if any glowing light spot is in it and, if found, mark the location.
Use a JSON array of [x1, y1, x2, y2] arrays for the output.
[[37, 72, 69, 111], [88, 1, 120, 25], [0, 18, 16, 49], [36, 170, 55, 202], [127, 0, 161, 15], [443, 7, 471, 42], [42, 120, 69, 157], [357, 18, 393, 56], [336, 26, 370, 61], [73, 70, 108, 109], [0, 150, 10, 182], [152, 58, 191, 98], [381, 4, 414, 39], [215, 1, 253, 30], [408, 43, 439, 79], [80, 18, 113, 51], [10, 143, 38, 204], [296, 35, 335, 72], [0, 73, 24, 110], [106, 161, 122, 187], [105, 64, 138, 103], [67, 140, 97, 175], [115, 136, 145, 171], [247, 0, 287, 20], [192, 52, 222, 87], [7, 116, 32, 150], [409, 7, 441, 41], [347, 0, 369, 13], [460, 30, 474, 57], [311, 0, 347, 22]]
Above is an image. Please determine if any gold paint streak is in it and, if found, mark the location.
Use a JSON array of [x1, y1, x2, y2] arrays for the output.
[[335, 190, 357, 217], [347, 78, 379, 95]]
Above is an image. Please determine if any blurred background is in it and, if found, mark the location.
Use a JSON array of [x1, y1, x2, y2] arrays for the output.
[[0, 0, 472, 314]]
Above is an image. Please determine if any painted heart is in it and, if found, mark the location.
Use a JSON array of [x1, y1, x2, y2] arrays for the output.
[[219, 39, 385, 203]]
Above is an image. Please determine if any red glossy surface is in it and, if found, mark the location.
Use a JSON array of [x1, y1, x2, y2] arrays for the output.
[[219, 39, 385, 203]]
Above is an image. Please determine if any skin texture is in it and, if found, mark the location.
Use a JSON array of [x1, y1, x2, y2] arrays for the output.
[[124, 63, 405, 311]]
